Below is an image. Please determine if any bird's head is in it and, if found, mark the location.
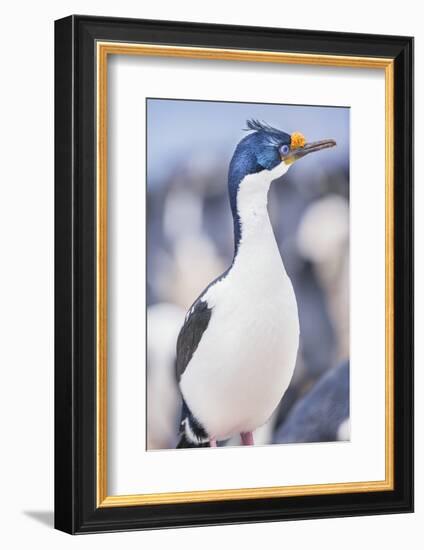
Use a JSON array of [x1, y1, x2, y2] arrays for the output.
[[229, 119, 336, 185], [227, 119, 336, 252]]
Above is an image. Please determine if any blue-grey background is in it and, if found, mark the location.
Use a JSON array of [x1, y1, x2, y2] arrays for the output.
[[146, 98, 350, 450]]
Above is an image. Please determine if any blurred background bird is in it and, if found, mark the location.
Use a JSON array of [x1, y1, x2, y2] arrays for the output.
[[273, 360, 350, 444], [146, 99, 350, 450], [147, 303, 184, 449]]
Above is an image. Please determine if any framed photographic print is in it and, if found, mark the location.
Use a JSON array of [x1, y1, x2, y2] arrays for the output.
[[54, 15, 413, 534]]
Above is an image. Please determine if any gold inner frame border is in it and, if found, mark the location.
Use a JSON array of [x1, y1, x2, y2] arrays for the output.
[[96, 42, 394, 508]]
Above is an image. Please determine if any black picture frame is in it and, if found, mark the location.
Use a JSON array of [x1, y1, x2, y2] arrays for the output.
[[55, 14, 414, 534]]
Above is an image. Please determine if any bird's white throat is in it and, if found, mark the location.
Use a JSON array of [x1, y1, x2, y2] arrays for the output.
[[235, 162, 289, 261]]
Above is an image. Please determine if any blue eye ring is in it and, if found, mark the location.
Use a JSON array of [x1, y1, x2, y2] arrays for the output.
[[279, 144, 290, 156]]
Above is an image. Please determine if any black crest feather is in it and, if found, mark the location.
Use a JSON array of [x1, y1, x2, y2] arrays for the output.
[[245, 119, 282, 135]]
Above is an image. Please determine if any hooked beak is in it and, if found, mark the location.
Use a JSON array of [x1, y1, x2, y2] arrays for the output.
[[283, 139, 337, 165]]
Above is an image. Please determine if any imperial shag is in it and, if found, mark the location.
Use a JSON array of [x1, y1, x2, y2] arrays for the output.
[[176, 120, 336, 448]]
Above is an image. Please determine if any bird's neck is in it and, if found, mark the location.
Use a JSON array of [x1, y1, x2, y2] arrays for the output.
[[230, 171, 275, 262], [227, 172, 292, 289], [228, 162, 289, 260]]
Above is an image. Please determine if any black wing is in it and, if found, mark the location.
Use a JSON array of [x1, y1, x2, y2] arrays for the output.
[[176, 300, 212, 382]]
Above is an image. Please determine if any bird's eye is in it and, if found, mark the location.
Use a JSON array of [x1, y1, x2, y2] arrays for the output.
[[279, 144, 290, 156]]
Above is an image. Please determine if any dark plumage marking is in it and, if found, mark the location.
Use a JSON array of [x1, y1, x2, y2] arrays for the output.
[[176, 299, 212, 382], [177, 400, 210, 448], [175, 301, 213, 448]]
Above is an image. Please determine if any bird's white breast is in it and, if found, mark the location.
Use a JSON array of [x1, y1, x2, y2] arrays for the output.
[[180, 170, 300, 440]]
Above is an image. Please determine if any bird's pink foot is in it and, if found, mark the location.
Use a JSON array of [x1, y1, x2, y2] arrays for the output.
[[210, 437, 217, 447], [241, 432, 254, 446]]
